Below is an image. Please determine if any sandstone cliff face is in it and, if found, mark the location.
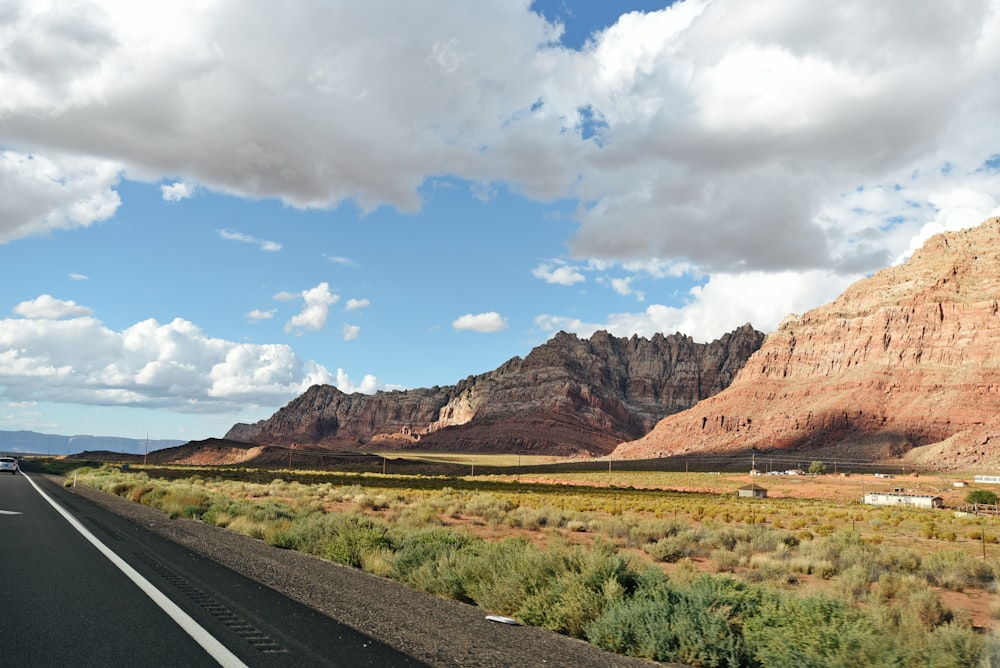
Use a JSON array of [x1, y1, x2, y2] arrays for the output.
[[225, 325, 765, 456], [614, 217, 1000, 463]]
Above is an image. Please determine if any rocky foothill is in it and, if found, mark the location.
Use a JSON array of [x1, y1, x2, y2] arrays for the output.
[[225, 325, 765, 456]]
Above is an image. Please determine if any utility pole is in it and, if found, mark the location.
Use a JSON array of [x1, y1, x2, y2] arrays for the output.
[[144, 434, 149, 466]]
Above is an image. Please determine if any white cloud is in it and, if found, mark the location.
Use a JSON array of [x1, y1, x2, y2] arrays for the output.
[[2, 0, 1000, 347], [69, 273, 89, 281], [893, 187, 1000, 264], [608, 276, 644, 301], [284, 282, 340, 334], [0, 151, 122, 243], [0, 311, 335, 411], [246, 308, 276, 321], [324, 255, 361, 268], [161, 181, 194, 202], [532, 261, 586, 286], [13, 295, 92, 319], [537, 269, 859, 342], [345, 298, 370, 311], [335, 368, 379, 394], [534, 314, 604, 336], [452, 312, 508, 333], [343, 324, 361, 341], [218, 228, 282, 252]]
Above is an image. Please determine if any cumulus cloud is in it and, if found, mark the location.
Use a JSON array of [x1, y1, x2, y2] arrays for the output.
[[1, 2, 997, 271], [452, 312, 508, 333], [0, 151, 122, 243], [343, 324, 361, 341], [335, 368, 379, 395], [161, 181, 195, 202], [536, 269, 859, 342], [608, 276, 644, 301], [246, 308, 276, 321], [2, 0, 1000, 345], [219, 228, 282, 252], [13, 295, 92, 319], [345, 298, 370, 311], [0, 309, 335, 411], [284, 282, 340, 334], [532, 261, 586, 286]]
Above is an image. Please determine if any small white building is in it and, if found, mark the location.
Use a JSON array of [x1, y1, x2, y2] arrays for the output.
[[863, 492, 943, 509], [738, 483, 768, 499]]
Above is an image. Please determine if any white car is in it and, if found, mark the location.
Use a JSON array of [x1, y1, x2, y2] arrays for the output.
[[0, 456, 17, 474]]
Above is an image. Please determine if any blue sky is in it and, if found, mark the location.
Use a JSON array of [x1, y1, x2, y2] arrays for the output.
[[1, 0, 999, 442]]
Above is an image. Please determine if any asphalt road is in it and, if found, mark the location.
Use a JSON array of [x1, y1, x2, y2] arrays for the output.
[[0, 470, 424, 667]]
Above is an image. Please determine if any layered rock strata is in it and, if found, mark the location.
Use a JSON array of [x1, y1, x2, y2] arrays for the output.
[[615, 217, 1000, 461]]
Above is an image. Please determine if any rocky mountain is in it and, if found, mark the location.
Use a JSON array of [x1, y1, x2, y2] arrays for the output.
[[614, 216, 1000, 469], [0, 430, 184, 456], [226, 325, 765, 456]]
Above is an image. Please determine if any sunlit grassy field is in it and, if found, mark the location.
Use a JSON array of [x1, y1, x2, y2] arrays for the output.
[[48, 457, 1000, 667]]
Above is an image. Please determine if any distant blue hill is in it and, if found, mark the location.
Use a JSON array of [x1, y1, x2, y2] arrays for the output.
[[0, 429, 187, 456]]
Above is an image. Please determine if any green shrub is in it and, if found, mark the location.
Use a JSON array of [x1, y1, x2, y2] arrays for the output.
[[921, 621, 986, 668], [515, 541, 635, 638], [264, 522, 296, 549], [322, 513, 391, 568], [644, 535, 690, 563], [586, 571, 749, 666], [837, 564, 872, 602], [742, 592, 896, 667], [389, 527, 479, 601], [457, 538, 545, 615], [964, 489, 999, 505], [922, 550, 995, 591], [711, 549, 740, 573]]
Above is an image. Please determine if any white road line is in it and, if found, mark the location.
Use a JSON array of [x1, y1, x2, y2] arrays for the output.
[[21, 472, 249, 668]]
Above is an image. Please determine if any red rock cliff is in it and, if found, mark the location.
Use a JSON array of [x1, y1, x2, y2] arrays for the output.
[[225, 325, 765, 456], [615, 216, 1000, 460]]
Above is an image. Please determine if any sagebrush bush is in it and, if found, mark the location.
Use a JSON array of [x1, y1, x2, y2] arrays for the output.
[[321, 513, 391, 568], [742, 591, 895, 667], [389, 526, 478, 601], [586, 570, 749, 666], [922, 550, 995, 592], [643, 535, 691, 563], [514, 541, 636, 638], [711, 549, 740, 573]]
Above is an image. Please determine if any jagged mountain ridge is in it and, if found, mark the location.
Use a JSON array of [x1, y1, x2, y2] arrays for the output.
[[226, 325, 765, 456], [614, 216, 1000, 468]]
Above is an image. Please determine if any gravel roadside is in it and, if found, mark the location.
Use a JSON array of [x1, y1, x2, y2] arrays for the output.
[[55, 477, 671, 667]]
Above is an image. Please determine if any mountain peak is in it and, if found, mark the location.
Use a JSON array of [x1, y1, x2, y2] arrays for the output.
[[226, 325, 765, 456]]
